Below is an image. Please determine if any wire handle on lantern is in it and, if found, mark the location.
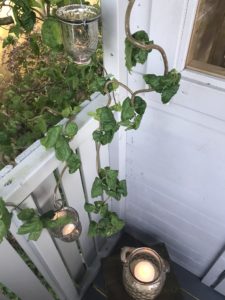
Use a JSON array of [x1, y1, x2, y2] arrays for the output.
[[125, 0, 169, 75]]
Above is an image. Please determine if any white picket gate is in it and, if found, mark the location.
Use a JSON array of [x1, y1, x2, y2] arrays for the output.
[[0, 94, 123, 300]]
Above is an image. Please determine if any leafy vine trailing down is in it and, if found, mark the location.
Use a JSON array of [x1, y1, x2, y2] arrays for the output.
[[0, 0, 181, 242]]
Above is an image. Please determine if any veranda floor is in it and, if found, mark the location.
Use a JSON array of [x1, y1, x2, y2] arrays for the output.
[[82, 233, 225, 300]]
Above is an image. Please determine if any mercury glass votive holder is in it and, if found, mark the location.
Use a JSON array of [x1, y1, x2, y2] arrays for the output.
[[121, 247, 170, 300], [56, 4, 101, 65], [50, 207, 82, 242]]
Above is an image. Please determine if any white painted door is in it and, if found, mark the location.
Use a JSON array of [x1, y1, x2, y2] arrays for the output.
[[125, 0, 225, 295]]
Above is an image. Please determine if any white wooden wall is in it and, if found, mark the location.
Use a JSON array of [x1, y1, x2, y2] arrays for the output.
[[125, 0, 225, 288]]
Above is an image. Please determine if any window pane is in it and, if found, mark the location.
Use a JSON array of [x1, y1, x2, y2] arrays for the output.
[[186, 0, 225, 78]]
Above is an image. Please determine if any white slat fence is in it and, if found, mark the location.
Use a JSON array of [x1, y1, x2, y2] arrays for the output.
[[0, 1, 128, 298], [0, 94, 123, 300]]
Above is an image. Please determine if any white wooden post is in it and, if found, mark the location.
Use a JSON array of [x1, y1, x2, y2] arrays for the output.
[[0, 239, 54, 300], [101, 0, 128, 219]]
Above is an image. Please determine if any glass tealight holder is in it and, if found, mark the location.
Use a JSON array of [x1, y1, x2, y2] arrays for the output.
[[50, 207, 82, 243], [56, 4, 101, 65], [121, 247, 170, 300]]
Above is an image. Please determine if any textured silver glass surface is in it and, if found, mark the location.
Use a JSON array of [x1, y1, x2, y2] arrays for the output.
[[56, 5, 101, 65], [121, 247, 170, 300], [50, 207, 82, 243]]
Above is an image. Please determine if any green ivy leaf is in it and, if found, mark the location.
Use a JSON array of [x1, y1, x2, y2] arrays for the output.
[[84, 203, 95, 213], [106, 190, 121, 201], [35, 117, 47, 134], [23, 10, 36, 32], [9, 25, 21, 37], [105, 169, 118, 191], [110, 213, 125, 232], [162, 84, 179, 104], [88, 111, 100, 121], [18, 216, 43, 236], [55, 136, 72, 161], [67, 153, 81, 174], [41, 126, 62, 149], [64, 122, 78, 139], [118, 180, 127, 197], [99, 107, 117, 131], [144, 69, 181, 104], [121, 98, 135, 121], [93, 129, 116, 146], [93, 201, 108, 215], [98, 202, 108, 217], [111, 103, 122, 112], [30, 0, 43, 8], [132, 115, 143, 130], [0, 198, 12, 243], [91, 168, 127, 202], [41, 210, 55, 220], [41, 18, 63, 50], [17, 208, 36, 221], [62, 106, 73, 118], [134, 96, 147, 116], [88, 221, 98, 237], [3, 35, 16, 48], [91, 177, 103, 198], [28, 230, 42, 241], [0, 220, 8, 243], [92, 106, 119, 145], [44, 215, 73, 229], [143, 74, 163, 93], [125, 30, 153, 72]]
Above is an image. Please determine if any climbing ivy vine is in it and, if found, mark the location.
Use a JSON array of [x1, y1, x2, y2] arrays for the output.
[[0, 1, 181, 242]]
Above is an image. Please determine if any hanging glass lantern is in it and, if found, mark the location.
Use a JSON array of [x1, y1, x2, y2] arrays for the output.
[[56, 4, 101, 65], [50, 206, 82, 242]]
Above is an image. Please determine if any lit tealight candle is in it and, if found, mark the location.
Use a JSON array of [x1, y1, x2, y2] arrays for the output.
[[134, 260, 156, 282], [62, 224, 75, 236], [52, 211, 66, 221]]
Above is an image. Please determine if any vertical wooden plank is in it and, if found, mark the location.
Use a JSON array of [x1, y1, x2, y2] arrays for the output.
[[215, 279, 225, 296], [0, 239, 54, 300], [202, 250, 225, 289], [10, 196, 80, 300], [32, 174, 85, 282], [58, 163, 97, 266], [148, 0, 189, 74], [175, 0, 199, 71], [102, 0, 128, 220]]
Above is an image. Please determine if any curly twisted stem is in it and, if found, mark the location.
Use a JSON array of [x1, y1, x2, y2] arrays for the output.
[[125, 0, 169, 75]]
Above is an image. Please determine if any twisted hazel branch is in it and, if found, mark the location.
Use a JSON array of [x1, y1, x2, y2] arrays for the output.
[[95, 142, 101, 175], [104, 79, 134, 107], [125, 0, 169, 75], [131, 88, 153, 105]]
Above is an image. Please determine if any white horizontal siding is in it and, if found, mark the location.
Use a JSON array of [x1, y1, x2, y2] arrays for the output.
[[126, 0, 225, 278]]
